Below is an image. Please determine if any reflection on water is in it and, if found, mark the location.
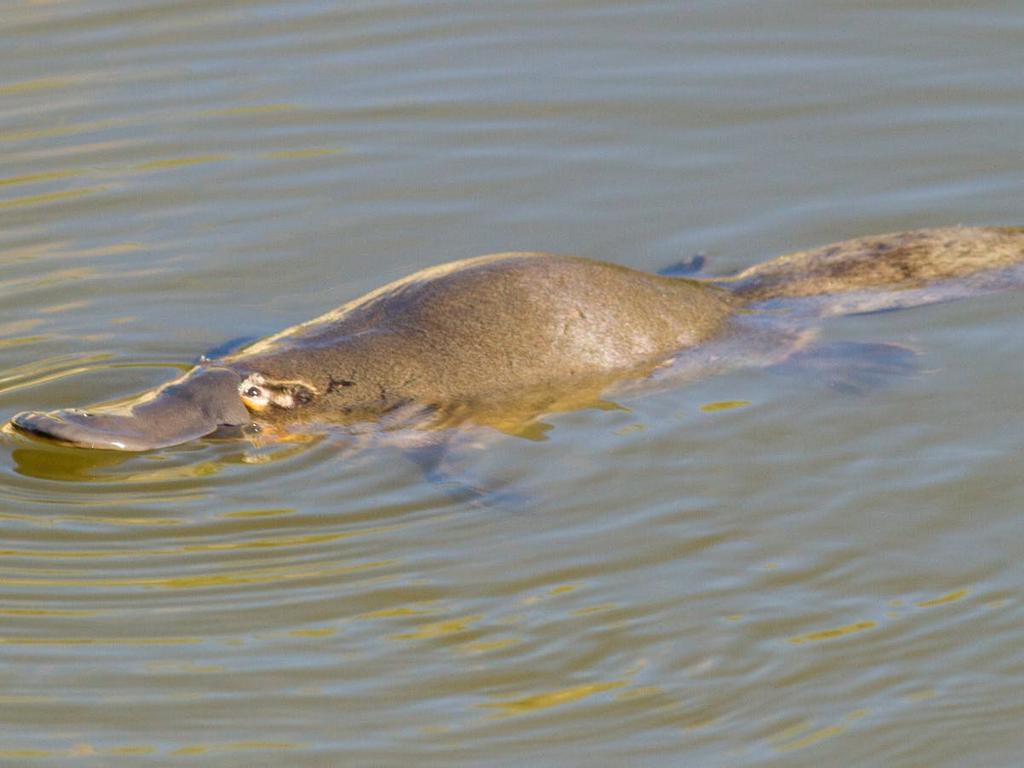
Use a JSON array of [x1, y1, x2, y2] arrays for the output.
[[10, 445, 141, 481], [1, 0, 1023, 765]]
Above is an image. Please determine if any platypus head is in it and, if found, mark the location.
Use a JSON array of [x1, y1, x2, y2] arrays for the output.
[[9, 366, 252, 451], [237, 369, 422, 428]]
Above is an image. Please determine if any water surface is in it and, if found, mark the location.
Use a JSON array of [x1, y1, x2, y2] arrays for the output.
[[2, 1, 1023, 765]]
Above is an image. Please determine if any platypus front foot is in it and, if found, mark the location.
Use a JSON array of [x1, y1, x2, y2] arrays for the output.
[[773, 341, 919, 395]]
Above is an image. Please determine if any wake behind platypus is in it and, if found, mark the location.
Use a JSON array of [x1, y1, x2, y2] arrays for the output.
[[9, 226, 1024, 451]]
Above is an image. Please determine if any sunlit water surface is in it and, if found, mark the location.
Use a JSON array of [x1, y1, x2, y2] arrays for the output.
[[1, 1, 1023, 765]]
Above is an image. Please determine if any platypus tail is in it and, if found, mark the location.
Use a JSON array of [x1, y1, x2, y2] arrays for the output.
[[711, 226, 1024, 316]]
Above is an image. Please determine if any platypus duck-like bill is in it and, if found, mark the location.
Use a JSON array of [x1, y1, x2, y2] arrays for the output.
[[9, 226, 1024, 451], [10, 366, 250, 451]]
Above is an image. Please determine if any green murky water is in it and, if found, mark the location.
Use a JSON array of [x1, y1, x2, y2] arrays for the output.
[[1, 1, 1022, 765]]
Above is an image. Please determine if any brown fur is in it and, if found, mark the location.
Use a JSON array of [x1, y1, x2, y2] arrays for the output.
[[227, 226, 1024, 433], [717, 226, 1024, 302], [226, 254, 739, 429]]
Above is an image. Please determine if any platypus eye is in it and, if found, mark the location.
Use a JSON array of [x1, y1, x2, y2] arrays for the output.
[[239, 378, 271, 410]]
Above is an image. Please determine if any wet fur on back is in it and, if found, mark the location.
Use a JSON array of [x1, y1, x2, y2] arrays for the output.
[[714, 226, 1024, 310]]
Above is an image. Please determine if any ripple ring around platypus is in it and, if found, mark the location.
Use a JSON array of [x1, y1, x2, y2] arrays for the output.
[[9, 226, 1024, 452]]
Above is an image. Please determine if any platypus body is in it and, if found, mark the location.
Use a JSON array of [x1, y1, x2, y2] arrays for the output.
[[10, 226, 1024, 451]]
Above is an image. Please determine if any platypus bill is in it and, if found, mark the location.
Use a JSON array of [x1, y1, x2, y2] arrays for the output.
[[9, 226, 1024, 451]]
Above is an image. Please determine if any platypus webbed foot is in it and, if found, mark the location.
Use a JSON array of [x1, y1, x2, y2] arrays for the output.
[[773, 341, 919, 395], [657, 253, 707, 277]]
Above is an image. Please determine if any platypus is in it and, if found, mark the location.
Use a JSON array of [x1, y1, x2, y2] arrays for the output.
[[9, 226, 1024, 451]]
